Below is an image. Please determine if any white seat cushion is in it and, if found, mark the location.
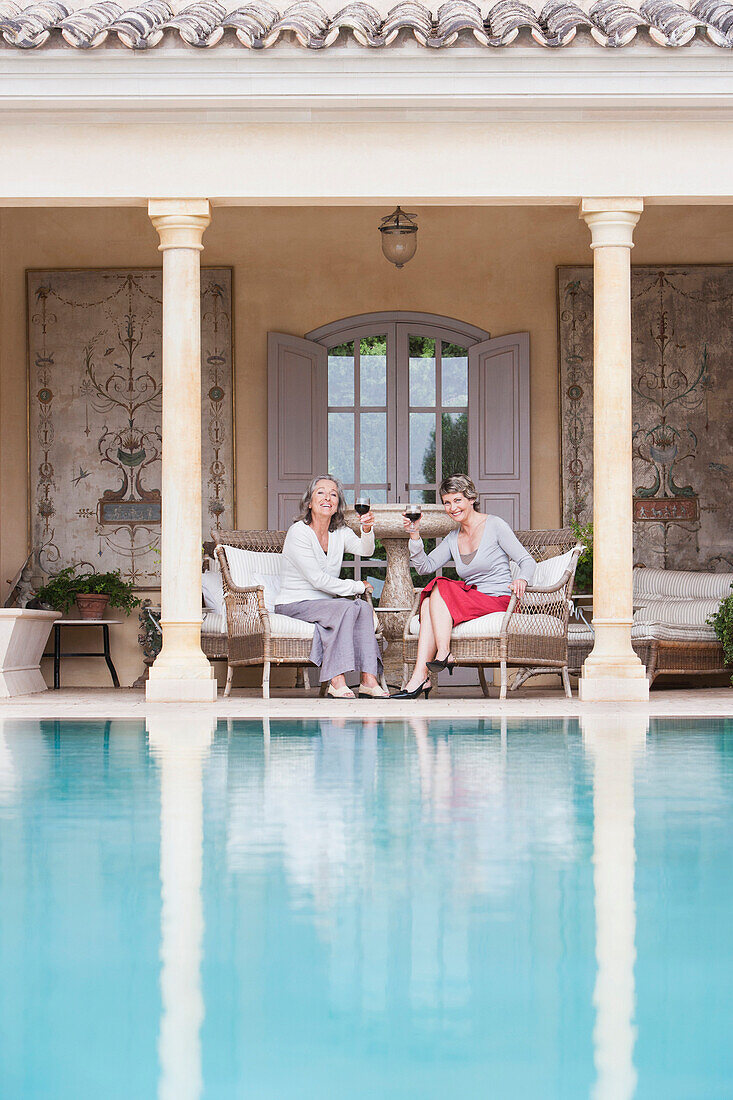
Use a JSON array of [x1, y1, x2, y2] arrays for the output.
[[568, 622, 658, 646], [203, 608, 314, 639], [202, 610, 227, 636], [569, 621, 718, 644], [633, 567, 733, 601], [633, 619, 718, 643], [409, 612, 506, 636], [267, 613, 316, 639], [632, 598, 722, 631], [409, 610, 562, 639]]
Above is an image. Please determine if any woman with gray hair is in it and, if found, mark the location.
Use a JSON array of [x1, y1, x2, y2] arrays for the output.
[[391, 474, 536, 699], [275, 475, 387, 699]]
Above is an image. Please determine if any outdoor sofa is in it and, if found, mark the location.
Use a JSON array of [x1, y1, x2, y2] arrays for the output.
[[568, 565, 732, 684]]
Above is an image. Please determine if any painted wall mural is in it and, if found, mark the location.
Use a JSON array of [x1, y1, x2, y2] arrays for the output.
[[28, 268, 234, 588], [558, 265, 733, 571]]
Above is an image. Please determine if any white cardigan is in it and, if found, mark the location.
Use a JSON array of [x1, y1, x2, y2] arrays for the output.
[[277, 520, 375, 604]]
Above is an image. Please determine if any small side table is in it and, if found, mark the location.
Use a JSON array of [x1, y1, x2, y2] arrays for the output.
[[51, 620, 121, 689]]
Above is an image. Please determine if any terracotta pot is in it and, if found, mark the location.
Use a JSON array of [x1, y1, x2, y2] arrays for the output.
[[75, 593, 110, 620]]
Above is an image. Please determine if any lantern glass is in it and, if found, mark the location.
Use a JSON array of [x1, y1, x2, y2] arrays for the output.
[[380, 228, 418, 269]]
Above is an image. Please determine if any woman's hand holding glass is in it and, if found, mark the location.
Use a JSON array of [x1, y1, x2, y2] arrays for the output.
[[402, 511, 422, 539], [355, 495, 373, 532]]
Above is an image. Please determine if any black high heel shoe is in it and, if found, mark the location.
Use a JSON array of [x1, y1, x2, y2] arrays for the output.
[[390, 678, 432, 700], [427, 652, 455, 675]]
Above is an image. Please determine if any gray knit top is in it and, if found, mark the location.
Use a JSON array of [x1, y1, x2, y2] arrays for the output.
[[409, 515, 536, 596]]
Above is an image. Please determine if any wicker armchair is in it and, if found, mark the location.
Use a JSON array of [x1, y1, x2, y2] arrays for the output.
[[402, 529, 582, 699], [212, 529, 382, 699]]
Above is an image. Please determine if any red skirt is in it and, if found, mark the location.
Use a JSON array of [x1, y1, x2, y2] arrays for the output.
[[419, 577, 511, 627]]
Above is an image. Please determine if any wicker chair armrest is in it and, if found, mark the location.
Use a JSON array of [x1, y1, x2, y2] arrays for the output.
[[223, 581, 265, 597], [499, 593, 519, 634], [524, 572, 574, 598], [223, 586, 268, 639]]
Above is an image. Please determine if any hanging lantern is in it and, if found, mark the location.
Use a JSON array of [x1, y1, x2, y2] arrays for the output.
[[379, 207, 418, 269]]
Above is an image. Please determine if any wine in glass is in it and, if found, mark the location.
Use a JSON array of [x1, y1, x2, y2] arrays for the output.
[[355, 495, 371, 517], [404, 502, 422, 530]]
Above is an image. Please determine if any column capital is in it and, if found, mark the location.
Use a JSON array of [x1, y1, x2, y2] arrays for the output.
[[148, 199, 211, 252], [579, 198, 643, 250]]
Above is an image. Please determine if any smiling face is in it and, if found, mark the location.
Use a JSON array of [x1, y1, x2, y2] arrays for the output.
[[441, 491, 475, 525], [310, 479, 340, 521]]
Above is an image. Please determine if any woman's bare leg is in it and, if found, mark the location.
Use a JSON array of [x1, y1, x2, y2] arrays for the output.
[[428, 586, 454, 660], [404, 600, 437, 691]]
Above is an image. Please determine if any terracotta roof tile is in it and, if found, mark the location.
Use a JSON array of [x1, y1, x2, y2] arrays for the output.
[[2, 0, 733, 48]]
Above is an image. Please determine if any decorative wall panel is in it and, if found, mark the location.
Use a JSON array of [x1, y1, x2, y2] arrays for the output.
[[28, 268, 234, 587], [559, 265, 733, 571]]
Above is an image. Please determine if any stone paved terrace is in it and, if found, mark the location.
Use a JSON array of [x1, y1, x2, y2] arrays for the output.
[[1, 685, 731, 720]]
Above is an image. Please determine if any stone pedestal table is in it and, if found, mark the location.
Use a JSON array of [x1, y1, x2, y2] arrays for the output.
[[345, 503, 456, 686]]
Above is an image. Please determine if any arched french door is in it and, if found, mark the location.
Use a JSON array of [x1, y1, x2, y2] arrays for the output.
[[268, 311, 530, 535]]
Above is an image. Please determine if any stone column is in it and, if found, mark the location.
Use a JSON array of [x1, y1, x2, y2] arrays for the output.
[[578, 199, 649, 702], [147, 200, 217, 702]]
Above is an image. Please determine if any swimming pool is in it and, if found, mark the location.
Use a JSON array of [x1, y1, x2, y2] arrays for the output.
[[0, 717, 731, 1098]]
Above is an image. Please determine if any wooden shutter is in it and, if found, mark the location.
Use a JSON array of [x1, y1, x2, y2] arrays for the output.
[[268, 333, 327, 529], [468, 333, 530, 528]]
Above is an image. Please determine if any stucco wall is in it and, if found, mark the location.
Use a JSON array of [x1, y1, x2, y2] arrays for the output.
[[2, 202, 733, 686]]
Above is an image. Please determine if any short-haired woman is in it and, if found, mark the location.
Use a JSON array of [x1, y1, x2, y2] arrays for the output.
[[391, 474, 536, 699], [275, 475, 387, 699]]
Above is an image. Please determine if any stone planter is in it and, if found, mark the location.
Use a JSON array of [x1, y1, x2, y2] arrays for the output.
[[75, 593, 110, 620], [0, 608, 61, 697]]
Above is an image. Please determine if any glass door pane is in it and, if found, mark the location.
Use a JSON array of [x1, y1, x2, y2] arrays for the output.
[[409, 335, 436, 405], [398, 328, 470, 506], [440, 342, 468, 479], [327, 341, 355, 492], [360, 335, 387, 405], [327, 331, 392, 585]]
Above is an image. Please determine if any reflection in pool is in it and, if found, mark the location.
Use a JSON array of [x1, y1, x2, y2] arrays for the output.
[[0, 716, 731, 1099]]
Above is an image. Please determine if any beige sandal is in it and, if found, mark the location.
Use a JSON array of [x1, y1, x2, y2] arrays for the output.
[[327, 683, 356, 699], [358, 684, 389, 698]]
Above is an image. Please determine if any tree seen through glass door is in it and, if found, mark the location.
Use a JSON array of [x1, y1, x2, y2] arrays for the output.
[[408, 336, 468, 504], [326, 323, 470, 587]]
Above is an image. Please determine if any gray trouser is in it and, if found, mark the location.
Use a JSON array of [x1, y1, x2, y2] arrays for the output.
[[274, 597, 382, 683]]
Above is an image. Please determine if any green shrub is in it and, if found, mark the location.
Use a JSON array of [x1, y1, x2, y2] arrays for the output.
[[35, 566, 141, 616], [708, 587, 733, 685]]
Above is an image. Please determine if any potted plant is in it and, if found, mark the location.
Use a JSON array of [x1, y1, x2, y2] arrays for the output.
[[35, 566, 140, 620], [569, 518, 593, 597], [708, 586, 733, 685]]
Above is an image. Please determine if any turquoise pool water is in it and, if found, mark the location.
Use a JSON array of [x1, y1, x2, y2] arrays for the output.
[[0, 717, 731, 1099]]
